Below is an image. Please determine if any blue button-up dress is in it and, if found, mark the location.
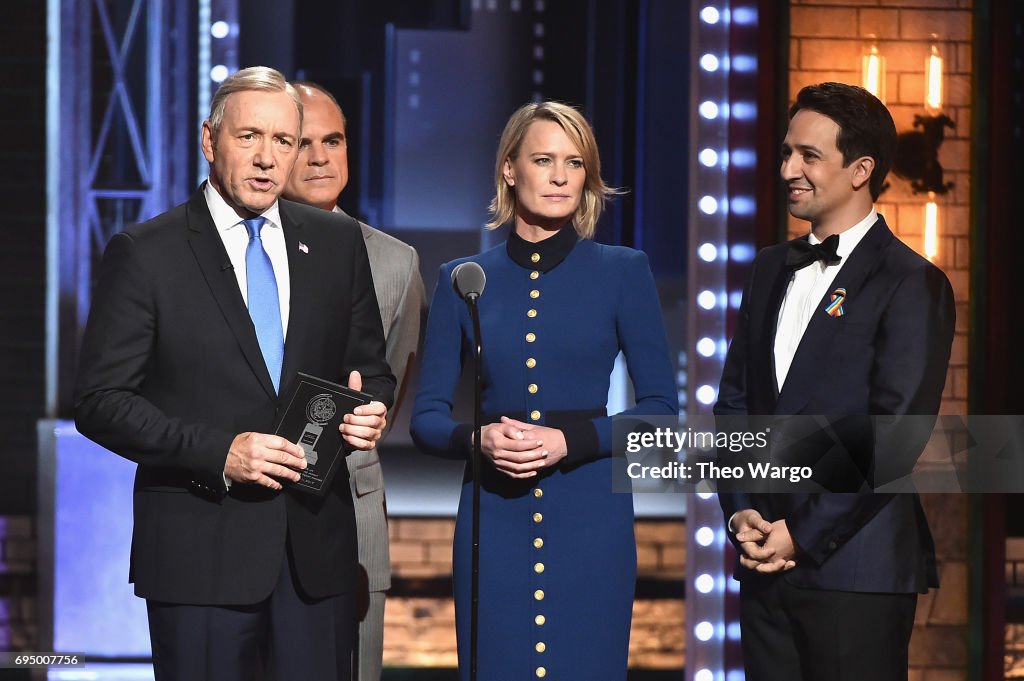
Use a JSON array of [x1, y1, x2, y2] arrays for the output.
[[412, 228, 677, 681]]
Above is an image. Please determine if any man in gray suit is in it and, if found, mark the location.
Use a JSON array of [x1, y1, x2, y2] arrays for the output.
[[284, 81, 424, 681]]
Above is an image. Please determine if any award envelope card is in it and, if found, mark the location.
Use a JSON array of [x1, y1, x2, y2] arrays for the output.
[[274, 372, 372, 496]]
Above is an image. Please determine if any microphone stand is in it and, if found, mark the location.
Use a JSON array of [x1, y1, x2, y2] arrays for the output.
[[467, 291, 483, 681]]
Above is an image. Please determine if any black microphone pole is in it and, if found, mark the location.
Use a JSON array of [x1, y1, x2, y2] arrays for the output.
[[451, 262, 486, 681], [467, 291, 482, 681]]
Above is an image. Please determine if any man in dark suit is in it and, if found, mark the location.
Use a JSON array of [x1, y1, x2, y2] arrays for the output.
[[716, 82, 955, 680], [284, 81, 425, 681], [74, 66, 395, 681]]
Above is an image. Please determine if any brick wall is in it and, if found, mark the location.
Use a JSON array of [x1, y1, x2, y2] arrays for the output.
[[789, 2, 971, 679], [787, 0, 972, 415], [631, 519, 685, 669], [0, 517, 36, 651], [385, 518, 686, 669]]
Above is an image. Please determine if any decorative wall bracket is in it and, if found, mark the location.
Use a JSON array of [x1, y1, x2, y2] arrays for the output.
[[892, 113, 956, 195]]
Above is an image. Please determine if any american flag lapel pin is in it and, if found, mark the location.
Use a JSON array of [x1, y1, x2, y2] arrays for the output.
[[825, 287, 846, 317], [298, 242, 309, 254]]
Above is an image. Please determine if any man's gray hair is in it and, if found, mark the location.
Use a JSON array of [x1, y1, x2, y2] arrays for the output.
[[207, 66, 303, 137]]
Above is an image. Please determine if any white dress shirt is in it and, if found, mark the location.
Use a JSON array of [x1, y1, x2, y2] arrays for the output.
[[204, 182, 291, 339], [773, 210, 877, 391]]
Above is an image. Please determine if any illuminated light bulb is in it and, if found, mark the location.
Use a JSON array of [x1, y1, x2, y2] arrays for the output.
[[211, 21, 230, 39], [861, 44, 886, 103], [699, 148, 719, 167], [700, 7, 720, 24], [698, 243, 718, 262], [695, 621, 715, 642], [695, 526, 715, 546], [695, 573, 715, 593], [926, 44, 943, 112], [697, 338, 716, 357], [924, 193, 938, 260]]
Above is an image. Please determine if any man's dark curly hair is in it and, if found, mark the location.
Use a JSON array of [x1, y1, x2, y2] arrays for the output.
[[790, 82, 897, 201]]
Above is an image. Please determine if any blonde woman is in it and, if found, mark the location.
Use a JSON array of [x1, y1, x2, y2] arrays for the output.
[[412, 101, 677, 681]]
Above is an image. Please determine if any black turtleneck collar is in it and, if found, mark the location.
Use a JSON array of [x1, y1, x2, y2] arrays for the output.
[[506, 226, 579, 273]]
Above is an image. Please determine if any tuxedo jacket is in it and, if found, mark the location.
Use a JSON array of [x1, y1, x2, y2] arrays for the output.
[[344, 214, 425, 593], [74, 188, 395, 605], [716, 215, 954, 593]]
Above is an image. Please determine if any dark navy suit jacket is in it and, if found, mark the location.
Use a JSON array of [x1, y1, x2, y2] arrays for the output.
[[74, 189, 395, 605], [716, 215, 954, 593]]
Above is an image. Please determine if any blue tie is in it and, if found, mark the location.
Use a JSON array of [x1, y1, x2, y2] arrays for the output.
[[243, 217, 284, 393]]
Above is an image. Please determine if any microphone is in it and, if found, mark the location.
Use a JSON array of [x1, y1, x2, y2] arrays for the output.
[[221, 263, 234, 272], [451, 262, 486, 301], [450, 259, 486, 681]]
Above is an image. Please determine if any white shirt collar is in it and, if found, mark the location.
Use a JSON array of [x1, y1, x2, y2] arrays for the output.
[[807, 209, 877, 261], [203, 180, 284, 233]]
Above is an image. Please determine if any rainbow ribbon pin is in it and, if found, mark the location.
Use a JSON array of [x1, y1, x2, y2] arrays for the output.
[[825, 287, 846, 317]]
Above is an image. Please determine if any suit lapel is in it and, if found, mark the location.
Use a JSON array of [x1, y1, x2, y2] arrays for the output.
[[279, 200, 312, 394], [775, 217, 894, 414], [761, 260, 792, 407], [185, 190, 277, 399]]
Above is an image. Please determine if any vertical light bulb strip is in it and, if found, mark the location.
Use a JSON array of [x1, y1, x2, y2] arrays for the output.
[[687, 3, 752, 680], [198, 0, 240, 184]]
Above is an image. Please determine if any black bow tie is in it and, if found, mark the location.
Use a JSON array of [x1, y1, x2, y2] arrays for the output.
[[785, 234, 842, 270]]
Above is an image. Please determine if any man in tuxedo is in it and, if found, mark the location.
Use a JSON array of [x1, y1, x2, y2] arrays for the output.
[[284, 81, 424, 681], [74, 66, 395, 681], [716, 82, 955, 680]]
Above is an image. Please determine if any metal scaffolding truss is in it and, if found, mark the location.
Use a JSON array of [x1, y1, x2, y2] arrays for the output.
[[48, 0, 193, 413]]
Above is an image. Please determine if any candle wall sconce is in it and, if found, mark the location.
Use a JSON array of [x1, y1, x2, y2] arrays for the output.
[[893, 43, 954, 195], [860, 41, 955, 196], [892, 112, 955, 195], [860, 40, 951, 260]]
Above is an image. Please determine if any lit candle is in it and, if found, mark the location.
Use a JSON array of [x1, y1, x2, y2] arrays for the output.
[[925, 44, 943, 112], [924, 193, 938, 260], [861, 44, 886, 103]]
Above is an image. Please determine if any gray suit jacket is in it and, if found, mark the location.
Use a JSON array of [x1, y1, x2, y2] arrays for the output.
[[337, 208, 424, 592]]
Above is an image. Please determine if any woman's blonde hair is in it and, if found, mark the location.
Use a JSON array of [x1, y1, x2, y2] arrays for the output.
[[486, 101, 618, 239]]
